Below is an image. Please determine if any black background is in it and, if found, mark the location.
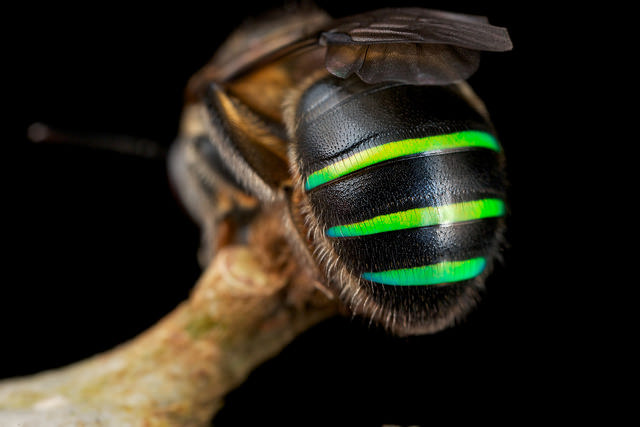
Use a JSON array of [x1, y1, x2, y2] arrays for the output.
[[5, 1, 605, 425]]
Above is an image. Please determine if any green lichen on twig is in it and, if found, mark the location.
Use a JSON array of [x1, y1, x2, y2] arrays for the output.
[[185, 314, 222, 339]]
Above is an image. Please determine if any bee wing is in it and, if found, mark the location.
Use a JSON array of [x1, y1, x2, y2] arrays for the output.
[[320, 8, 513, 85], [187, 5, 331, 96]]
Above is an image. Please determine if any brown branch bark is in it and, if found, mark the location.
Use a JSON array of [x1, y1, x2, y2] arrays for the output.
[[0, 237, 338, 425]]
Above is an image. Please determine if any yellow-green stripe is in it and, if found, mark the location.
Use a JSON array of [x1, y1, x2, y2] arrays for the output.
[[362, 257, 486, 286], [326, 198, 505, 238], [305, 130, 499, 191]]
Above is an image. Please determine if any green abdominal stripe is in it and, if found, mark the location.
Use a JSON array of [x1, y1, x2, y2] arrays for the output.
[[362, 258, 487, 286], [326, 198, 505, 238], [304, 130, 500, 191]]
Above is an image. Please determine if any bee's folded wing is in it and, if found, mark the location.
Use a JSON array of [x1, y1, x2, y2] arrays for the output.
[[320, 8, 513, 85]]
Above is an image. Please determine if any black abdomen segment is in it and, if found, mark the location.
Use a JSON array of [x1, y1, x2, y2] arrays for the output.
[[331, 218, 502, 274]]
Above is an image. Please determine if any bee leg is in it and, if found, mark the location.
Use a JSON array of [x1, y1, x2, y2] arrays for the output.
[[168, 133, 259, 268]]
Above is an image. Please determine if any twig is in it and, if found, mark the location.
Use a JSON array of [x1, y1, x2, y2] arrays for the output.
[[0, 214, 338, 426]]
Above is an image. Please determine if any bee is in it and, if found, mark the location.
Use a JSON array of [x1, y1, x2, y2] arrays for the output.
[[168, 4, 513, 336]]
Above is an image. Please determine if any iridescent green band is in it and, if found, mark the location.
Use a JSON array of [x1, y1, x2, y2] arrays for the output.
[[305, 130, 499, 191], [326, 198, 505, 238], [362, 257, 487, 286]]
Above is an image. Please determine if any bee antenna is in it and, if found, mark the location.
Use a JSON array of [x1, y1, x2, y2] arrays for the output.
[[27, 122, 166, 159]]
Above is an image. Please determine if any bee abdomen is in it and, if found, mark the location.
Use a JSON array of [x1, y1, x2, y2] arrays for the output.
[[292, 75, 506, 332]]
